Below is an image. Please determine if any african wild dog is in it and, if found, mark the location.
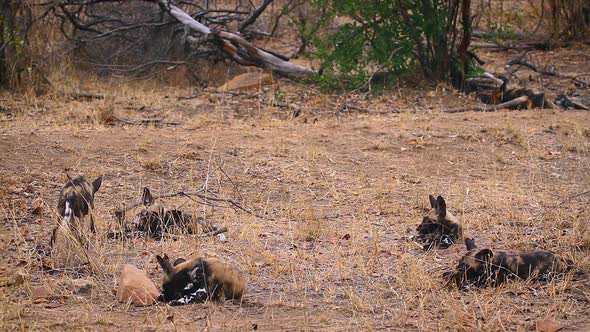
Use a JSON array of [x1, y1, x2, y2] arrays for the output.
[[129, 187, 223, 240], [134, 187, 192, 238], [50, 175, 103, 248], [445, 238, 572, 288], [156, 254, 246, 305], [416, 195, 463, 249]]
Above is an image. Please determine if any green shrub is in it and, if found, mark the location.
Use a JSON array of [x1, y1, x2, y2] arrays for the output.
[[308, 0, 474, 90]]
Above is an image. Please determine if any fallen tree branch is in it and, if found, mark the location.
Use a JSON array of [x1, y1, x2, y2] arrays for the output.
[[470, 40, 560, 51], [163, 226, 229, 239], [547, 191, 590, 211], [115, 189, 205, 219], [527, 190, 590, 221], [204, 88, 261, 97], [470, 42, 533, 51], [555, 94, 590, 111], [507, 56, 588, 87], [70, 92, 105, 100], [114, 189, 265, 222], [238, 0, 273, 33], [443, 96, 530, 113], [110, 116, 179, 126], [272, 101, 304, 118], [155, 0, 315, 78], [340, 104, 401, 114], [198, 227, 228, 238], [107, 226, 228, 241], [508, 57, 558, 77]]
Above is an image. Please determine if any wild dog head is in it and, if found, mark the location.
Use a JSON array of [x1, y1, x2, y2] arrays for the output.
[[446, 238, 571, 288], [416, 195, 463, 249], [156, 254, 208, 305], [156, 254, 245, 305], [444, 238, 492, 287], [51, 175, 103, 247]]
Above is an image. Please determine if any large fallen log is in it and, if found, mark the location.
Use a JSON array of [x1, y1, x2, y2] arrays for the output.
[[154, 0, 315, 78]]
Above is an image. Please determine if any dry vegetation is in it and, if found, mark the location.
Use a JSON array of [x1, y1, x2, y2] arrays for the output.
[[1, 21, 590, 332]]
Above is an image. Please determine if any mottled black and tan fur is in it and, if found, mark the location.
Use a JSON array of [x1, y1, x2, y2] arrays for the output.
[[133, 187, 193, 239], [416, 195, 463, 249], [131, 187, 222, 240], [445, 238, 572, 288], [156, 254, 246, 305], [50, 175, 103, 248]]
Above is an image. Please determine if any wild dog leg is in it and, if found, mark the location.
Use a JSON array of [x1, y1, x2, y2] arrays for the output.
[[90, 212, 97, 233], [49, 224, 59, 249]]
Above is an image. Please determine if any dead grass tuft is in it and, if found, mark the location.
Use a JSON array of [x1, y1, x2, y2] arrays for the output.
[[491, 123, 526, 147], [296, 209, 324, 242], [94, 102, 116, 125], [141, 157, 162, 171]]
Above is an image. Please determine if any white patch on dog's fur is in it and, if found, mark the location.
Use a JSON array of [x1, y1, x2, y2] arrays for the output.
[[63, 201, 72, 223]]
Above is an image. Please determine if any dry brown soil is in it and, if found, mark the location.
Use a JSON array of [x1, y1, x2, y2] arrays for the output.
[[0, 46, 589, 331]]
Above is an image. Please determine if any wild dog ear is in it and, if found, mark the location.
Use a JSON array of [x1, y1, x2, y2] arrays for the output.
[[92, 176, 103, 193], [156, 255, 175, 277], [435, 196, 447, 218], [474, 249, 493, 265], [429, 195, 437, 208], [173, 258, 186, 266], [142, 187, 154, 207], [465, 238, 477, 250]]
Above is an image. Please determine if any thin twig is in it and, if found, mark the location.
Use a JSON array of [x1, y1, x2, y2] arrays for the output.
[[115, 189, 204, 219], [115, 189, 266, 222], [70, 92, 106, 100], [238, 0, 274, 32], [341, 103, 401, 114], [218, 165, 245, 202], [546, 191, 590, 212], [198, 227, 228, 238], [110, 116, 180, 126]]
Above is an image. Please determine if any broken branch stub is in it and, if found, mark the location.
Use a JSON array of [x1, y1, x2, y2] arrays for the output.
[[155, 0, 315, 78]]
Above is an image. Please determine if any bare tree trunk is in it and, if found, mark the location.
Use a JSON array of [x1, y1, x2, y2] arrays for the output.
[[0, 0, 18, 87]]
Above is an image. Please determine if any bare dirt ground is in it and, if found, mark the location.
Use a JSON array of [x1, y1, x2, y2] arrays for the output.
[[1, 46, 590, 331]]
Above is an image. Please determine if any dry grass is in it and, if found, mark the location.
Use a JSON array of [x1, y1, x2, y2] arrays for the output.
[[1, 47, 590, 331]]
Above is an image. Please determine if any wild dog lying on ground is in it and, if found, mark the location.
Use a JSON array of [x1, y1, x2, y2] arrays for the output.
[[134, 187, 193, 239], [126, 187, 225, 240], [50, 175, 103, 248], [445, 238, 572, 288], [416, 195, 463, 249], [156, 254, 246, 305]]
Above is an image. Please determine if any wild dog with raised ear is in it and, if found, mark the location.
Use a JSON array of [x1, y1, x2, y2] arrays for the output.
[[416, 195, 463, 249], [445, 238, 572, 288], [133, 187, 224, 240], [156, 254, 246, 305], [50, 175, 103, 248], [134, 187, 194, 238]]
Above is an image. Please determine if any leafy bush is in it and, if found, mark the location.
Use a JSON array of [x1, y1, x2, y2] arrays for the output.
[[308, 0, 473, 89]]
